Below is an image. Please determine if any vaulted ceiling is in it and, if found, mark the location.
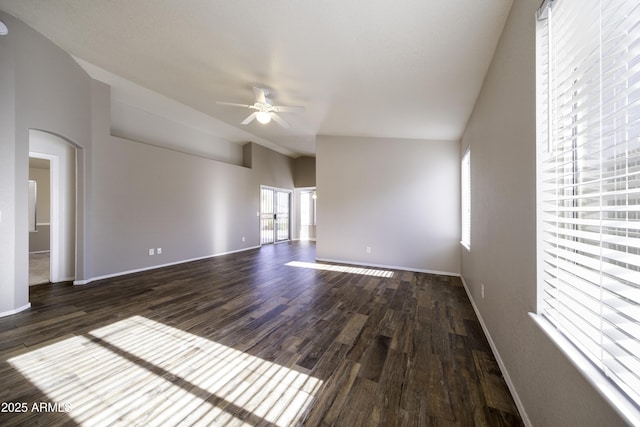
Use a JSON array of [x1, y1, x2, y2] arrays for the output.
[[0, 0, 513, 157]]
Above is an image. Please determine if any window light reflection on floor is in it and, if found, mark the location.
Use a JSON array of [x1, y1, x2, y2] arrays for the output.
[[285, 260, 394, 278], [8, 316, 322, 426]]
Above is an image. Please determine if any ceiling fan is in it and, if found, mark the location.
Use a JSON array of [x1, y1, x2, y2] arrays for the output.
[[217, 87, 304, 129]]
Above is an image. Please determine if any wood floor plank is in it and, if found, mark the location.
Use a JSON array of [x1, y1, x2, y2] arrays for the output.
[[358, 334, 392, 383], [335, 313, 368, 346], [0, 241, 524, 426]]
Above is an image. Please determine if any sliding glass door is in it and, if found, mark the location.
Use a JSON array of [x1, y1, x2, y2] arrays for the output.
[[260, 186, 291, 245], [275, 191, 290, 242]]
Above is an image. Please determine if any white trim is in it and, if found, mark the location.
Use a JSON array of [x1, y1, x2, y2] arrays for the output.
[[29, 250, 51, 254], [459, 276, 532, 427], [315, 257, 460, 277], [73, 245, 260, 285], [460, 241, 470, 252], [0, 303, 31, 318], [530, 313, 640, 427]]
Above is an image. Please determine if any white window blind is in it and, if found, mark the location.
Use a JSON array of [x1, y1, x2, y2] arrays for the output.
[[461, 149, 471, 249], [537, 0, 640, 411]]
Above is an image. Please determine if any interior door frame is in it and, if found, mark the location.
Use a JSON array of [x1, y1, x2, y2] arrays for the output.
[[260, 185, 292, 245]]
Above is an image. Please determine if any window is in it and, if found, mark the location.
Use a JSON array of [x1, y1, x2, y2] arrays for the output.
[[461, 148, 471, 250], [536, 0, 640, 419]]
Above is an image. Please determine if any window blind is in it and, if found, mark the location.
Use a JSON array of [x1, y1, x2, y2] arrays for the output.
[[461, 149, 471, 248], [538, 0, 640, 409]]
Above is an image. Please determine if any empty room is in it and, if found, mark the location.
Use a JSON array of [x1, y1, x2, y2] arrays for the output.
[[0, 1, 638, 426]]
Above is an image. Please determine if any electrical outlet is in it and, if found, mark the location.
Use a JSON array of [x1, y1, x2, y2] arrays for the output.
[[242, 237, 246, 242], [157, 248, 162, 255], [481, 283, 485, 299], [149, 248, 155, 256], [366, 246, 372, 254]]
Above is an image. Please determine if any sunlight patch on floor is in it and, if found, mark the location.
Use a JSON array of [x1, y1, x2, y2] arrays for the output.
[[9, 316, 322, 426], [286, 260, 394, 278]]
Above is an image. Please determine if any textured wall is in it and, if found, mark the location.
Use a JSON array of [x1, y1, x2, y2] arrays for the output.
[[88, 81, 295, 280], [316, 135, 460, 275], [0, 10, 91, 314]]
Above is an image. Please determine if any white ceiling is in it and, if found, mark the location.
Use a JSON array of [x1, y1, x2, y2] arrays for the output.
[[0, 0, 513, 157]]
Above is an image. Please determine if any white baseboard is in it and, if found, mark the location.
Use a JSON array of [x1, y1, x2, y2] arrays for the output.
[[315, 257, 460, 277], [0, 303, 31, 318], [74, 245, 261, 286], [459, 276, 531, 427]]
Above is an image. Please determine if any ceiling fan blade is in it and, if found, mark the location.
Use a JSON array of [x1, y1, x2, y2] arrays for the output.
[[270, 113, 290, 129], [273, 105, 305, 113], [217, 101, 253, 108], [253, 87, 267, 104], [241, 112, 258, 125]]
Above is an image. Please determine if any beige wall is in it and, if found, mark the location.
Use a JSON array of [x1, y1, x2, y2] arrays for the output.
[[460, 1, 627, 425], [294, 156, 316, 188], [1, 11, 296, 309], [87, 81, 296, 281], [28, 165, 50, 224], [0, 16, 18, 314], [0, 10, 92, 315], [28, 165, 50, 253], [110, 98, 245, 166], [316, 135, 460, 274]]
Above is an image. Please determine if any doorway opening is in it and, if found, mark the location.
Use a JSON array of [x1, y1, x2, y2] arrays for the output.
[[29, 130, 77, 285], [260, 186, 291, 245], [297, 188, 316, 241], [28, 157, 51, 285]]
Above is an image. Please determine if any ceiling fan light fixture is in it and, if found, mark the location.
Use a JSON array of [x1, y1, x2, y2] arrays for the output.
[[256, 111, 271, 124], [218, 88, 303, 128]]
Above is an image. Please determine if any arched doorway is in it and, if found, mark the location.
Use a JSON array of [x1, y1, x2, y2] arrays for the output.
[[29, 130, 77, 283]]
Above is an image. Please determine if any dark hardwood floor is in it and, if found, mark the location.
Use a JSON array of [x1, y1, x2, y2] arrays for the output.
[[0, 241, 523, 426]]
